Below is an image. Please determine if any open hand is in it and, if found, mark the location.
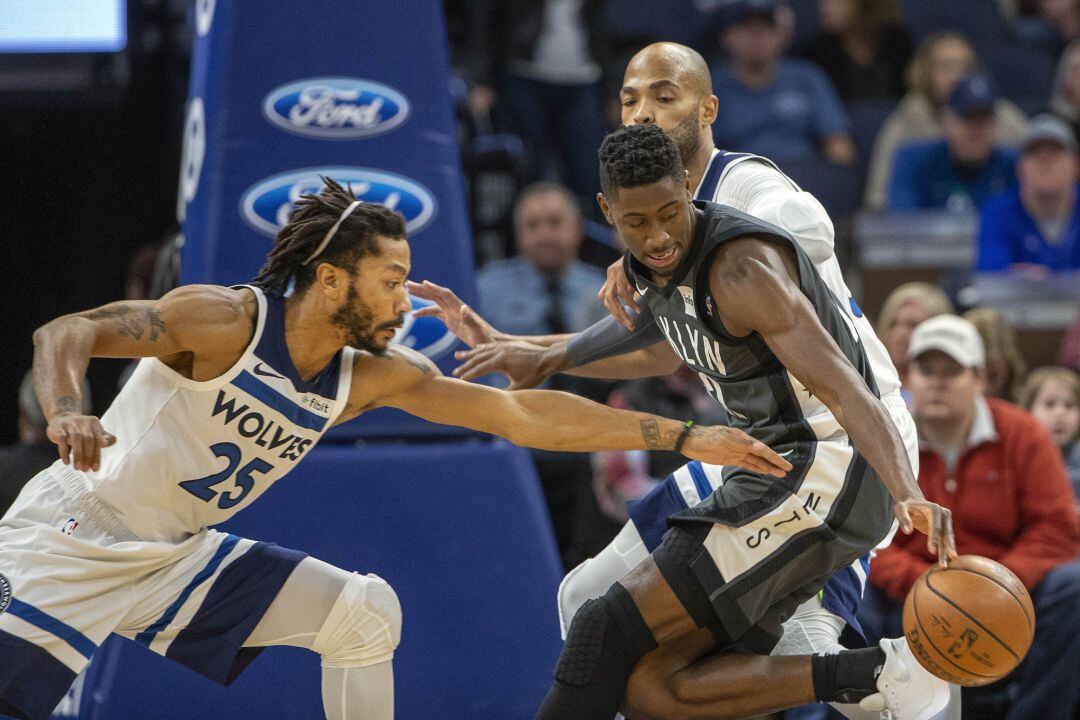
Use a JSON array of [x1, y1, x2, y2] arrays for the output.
[[406, 280, 501, 348], [47, 413, 116, 472], [681, 425, 793, 478], [454, 339, 555, 389], [599, 258, 640, 330]]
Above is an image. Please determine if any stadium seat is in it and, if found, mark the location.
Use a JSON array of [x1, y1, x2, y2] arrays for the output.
[[898, 0, 1001, 45], [782, 159, 863, 221], [982, 36, 1056, 116], [847, 100, 897, 184], [69, 441, 564, 720]]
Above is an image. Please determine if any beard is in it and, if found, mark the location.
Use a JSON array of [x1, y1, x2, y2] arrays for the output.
[[330, 284, 401, 355], [667, 111, 702, 165]]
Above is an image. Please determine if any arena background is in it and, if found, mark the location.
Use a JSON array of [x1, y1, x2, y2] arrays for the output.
[[1, 0, 1079, 718]]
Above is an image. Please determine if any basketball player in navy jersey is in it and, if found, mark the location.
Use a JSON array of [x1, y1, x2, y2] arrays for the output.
[[0, 178, 792, 720]]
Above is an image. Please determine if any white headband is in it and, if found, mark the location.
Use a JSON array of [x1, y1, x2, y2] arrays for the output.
[[302, 199, 362, 265]]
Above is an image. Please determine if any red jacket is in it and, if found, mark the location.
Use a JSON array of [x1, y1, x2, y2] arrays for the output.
[[870, 397, 1080, 601]]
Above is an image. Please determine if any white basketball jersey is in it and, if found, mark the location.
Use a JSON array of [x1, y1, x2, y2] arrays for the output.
[[63, 285, 355, 542], [695, 149, 901, 399]]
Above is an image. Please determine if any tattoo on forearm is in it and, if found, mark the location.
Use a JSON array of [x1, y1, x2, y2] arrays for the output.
[[87, 304, 166, 342], [55, 395, 78, 414], [641, 419, 662, 449]]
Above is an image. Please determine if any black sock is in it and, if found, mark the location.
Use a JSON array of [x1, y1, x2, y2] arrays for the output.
[[811, 646, 886, 704], [535, 584, 657, 719]]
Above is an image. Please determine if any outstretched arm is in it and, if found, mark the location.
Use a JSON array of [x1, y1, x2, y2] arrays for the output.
[[32, 285, 252, 471], [407, 280, 678, 388], [709, 238, 956, 565], [349, 346, 791, 475]]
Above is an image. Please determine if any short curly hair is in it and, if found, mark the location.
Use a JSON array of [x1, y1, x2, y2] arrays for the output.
[[599, 124, 685, 198]]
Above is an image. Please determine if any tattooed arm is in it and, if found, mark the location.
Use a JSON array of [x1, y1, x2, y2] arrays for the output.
[[343, 347, 790, 475], [32, 285, 253, 470]]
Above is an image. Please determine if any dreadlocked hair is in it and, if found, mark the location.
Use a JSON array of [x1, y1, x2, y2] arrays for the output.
[[598, 124, 685, 198], [251, 177, 406, 295]]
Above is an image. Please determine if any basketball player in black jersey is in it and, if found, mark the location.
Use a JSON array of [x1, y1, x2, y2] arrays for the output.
[[511, 125, 957, 719]]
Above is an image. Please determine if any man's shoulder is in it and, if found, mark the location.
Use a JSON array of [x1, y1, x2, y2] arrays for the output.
[[476, 258, 532, 286], [895, 138, 947, 162], [985, 397, 1049, 440], [980, 186, 1024, 216], [566, 261, 605, 285], [779, 58, 831, 84], [990, 145, 1020, 168]]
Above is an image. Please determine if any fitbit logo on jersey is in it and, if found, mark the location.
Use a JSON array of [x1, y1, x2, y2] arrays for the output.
[[240, 167, 436, 237], [263, 78, 410, 139], [390, 296, 458, 361]]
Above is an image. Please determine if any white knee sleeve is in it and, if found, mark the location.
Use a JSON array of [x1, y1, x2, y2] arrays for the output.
[[312, 572, 402, 669], [772, 597, 846, 657], [557, 521, 649, 639]]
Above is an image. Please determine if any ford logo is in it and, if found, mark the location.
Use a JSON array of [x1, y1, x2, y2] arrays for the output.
[[390, 296, 458, 361], [262, 77, 410, 139], [240, 167, 437, 237]]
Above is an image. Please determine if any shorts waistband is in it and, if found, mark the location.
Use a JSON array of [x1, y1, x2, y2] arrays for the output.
[[49, 465, 141, 543]]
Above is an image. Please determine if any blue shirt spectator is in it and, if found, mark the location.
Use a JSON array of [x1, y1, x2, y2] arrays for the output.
[[977, 186, 1080, 270], [711, 60, 851, 163], [711, 0, 855, 166], [887, 74, 1018, 211], [477, 182, 605, 337], [887, 139, 1017, 211], [977, 115, 1080, 272], [478, 258, 604, 337]]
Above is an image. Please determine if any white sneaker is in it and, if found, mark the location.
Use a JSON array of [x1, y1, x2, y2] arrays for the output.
[[857, 638, 952, 720]]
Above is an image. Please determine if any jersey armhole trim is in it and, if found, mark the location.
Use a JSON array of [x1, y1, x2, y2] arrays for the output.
[[328, 347, 357, 426], [147, 285, 269, 391]]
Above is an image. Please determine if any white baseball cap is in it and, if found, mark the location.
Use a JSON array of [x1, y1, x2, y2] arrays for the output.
[[907, 315, 985, 368]]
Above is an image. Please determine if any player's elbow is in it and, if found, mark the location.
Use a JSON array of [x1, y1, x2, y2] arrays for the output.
[[33, 316, 80, 349], [498, 395, 549, 449]]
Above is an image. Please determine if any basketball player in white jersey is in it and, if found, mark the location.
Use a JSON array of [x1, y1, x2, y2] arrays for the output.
[[0, 179, 793, 720], [409, 44, 958, 719]]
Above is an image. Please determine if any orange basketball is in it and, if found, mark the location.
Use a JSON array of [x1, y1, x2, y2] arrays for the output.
[[902, 555, 1035, 686]]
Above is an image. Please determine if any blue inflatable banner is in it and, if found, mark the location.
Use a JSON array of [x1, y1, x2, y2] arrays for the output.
[[176, 0, 475, 439]]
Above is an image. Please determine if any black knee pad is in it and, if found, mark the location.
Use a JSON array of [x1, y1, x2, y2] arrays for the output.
[[554, 583, 657, 687]]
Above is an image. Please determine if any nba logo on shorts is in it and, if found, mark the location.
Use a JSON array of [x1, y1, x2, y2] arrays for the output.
[[61, 517, 79, 535], [0, 573, 11, 614]]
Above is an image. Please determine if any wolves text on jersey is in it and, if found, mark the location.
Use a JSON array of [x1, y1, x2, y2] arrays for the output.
[[211, 390, 314, 462]]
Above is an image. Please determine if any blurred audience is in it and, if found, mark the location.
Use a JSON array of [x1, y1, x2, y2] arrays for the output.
[[1032, 0, 1080, 54], [865, 33, 1029, 209], [466, 0, 608, 204], [592, 367, 729, 522], [0, 372, 91, 515], [1061, 308, 1080, 369], [711, 0, 855, 165], [876, 281, 955, 382], [796, 0, 914, 103], [477, 182, 605, 337], [964, 307, 1028, 402], [978, 114, 1080, 273], [1050, 39, 1080, 140], [476, 181, 611, 570], [886, 74, 1019, 211], [1022, 366, 1080, 501], [859, 315, 1080, 720]]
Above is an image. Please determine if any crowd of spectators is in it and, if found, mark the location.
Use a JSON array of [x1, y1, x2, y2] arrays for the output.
[[442, 1, 1080, 718]]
